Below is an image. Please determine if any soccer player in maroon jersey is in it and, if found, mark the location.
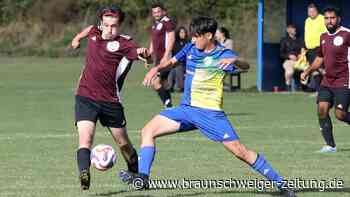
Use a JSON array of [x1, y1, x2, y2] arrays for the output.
[[148, 2, 176, 108], [301, 6, 350, 153], [71, 6, 150, 190]]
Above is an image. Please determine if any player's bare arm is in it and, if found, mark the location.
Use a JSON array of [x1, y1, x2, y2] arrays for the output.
[[301, 56, 324, 81], [71, 25, 94, 49], [160, 31, 175, 64], [148, 41, 154, 56], [143, 57, 177, 87]]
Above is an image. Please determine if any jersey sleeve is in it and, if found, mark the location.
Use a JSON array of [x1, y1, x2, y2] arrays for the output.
[[174, 43, 193, 62], [124, 40, 139, 61], [88, 26, 100, 38], [163, 20, 176, 32], [219, 49, 238, 73]]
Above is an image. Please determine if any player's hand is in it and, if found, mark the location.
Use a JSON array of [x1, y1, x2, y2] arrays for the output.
[[300, 71, 309, 83], [137, 48, 149, 57], [218, 57, 237, 70], [71, 38, 80, 49], [137, 48, 152, 69], [143, 67, 159, 87]]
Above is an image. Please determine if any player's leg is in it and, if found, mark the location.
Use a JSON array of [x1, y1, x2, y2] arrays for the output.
[[151, 71, 172, 108], [76, 120, 96, 190], [99, 102, 139, 174], [75, 96, 99, 190], [138, 115, 180, 177], [333, 88, 350, 125], [108, 127, 138, 173], [223, 141, 295, 197], [121, 106, 194, 188], [317, 87, 336, 152], [191, 107, 295, 196]]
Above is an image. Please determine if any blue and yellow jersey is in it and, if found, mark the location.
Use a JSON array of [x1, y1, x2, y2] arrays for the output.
[[174, 43, 237, 111]]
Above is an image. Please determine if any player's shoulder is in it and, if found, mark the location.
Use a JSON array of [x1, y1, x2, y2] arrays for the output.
[[320, 31, 328, 38], [161, 16, 172, 22], [339, 26, 350, 34], [89, 25, 101, 36]]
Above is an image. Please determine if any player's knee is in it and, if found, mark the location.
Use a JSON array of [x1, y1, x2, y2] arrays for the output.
[[318, 108, 328, 118], [224, 141, 249, 160], [140, 126, 156, 141], [335, 110, 346, 121]]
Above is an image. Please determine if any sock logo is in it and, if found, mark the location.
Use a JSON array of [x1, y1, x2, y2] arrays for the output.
[[337, 104, 343, 109], [263, 169, 269, 175]]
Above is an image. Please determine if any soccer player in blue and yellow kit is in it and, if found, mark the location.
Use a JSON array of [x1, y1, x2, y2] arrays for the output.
[[120, 16, 296, 197]]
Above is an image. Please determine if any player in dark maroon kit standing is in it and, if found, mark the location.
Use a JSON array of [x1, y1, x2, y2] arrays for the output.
[[301, 6, 350, 153], [71, 6, 149, 190], [148, 3, 176, 108]]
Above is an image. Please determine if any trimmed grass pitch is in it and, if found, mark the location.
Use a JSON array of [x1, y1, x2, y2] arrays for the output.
[[0, 57, 349, 197]]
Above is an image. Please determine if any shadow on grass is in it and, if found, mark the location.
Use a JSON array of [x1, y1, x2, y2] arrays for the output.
[[225, 112, 255, 117], [338, 148, 350, 152]]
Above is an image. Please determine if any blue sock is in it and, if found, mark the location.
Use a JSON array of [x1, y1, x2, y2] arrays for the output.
[[138, 146, 155, 176], [251, 154, 284, 188]]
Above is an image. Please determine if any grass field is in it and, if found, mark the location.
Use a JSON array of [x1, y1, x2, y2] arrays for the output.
[[0, 57, 349, 197]]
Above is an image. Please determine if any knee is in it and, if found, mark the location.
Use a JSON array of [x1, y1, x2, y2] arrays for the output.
[[335, 110, 346, 121], [225, 141, 249, 160], [140, 127, 156, 142], [318, 107, 329, 119]]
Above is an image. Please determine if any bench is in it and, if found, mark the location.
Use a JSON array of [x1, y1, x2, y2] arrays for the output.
[[228, 69, 248, 91], [227, 60, 250, 91]]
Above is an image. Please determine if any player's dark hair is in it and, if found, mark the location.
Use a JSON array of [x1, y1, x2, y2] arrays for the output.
[[323, 5, 341, 17], [189, 16, 217, 37], [151, 2, 166, 11], [97, 5, 125, 25], [218, 27, 230, 39]]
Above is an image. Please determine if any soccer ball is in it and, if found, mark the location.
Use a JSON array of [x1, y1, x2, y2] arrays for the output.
[[91, 144, 117, 171]]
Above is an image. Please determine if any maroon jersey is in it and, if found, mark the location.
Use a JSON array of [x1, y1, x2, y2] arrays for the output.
[[77, 26, 139, 103], [318, 26, 350, 88], [151, 16, 176, 61]]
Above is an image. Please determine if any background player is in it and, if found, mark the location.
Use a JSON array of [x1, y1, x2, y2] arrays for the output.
[[147, 2, 176, 108], [301, 6, 350, 153], [72, 6, 149, 190], [120, 16, 296, 197]]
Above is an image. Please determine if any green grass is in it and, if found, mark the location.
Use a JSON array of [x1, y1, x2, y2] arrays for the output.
[[0, 57, 349, 197]]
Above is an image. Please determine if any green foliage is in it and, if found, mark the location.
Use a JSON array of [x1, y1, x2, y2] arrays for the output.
[[0, 0, 261, 57]]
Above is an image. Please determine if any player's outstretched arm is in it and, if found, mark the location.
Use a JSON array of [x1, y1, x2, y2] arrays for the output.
[[301, 56, 323, 81], [71, 25, 93, 49], [143, 57, 177, 87]]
